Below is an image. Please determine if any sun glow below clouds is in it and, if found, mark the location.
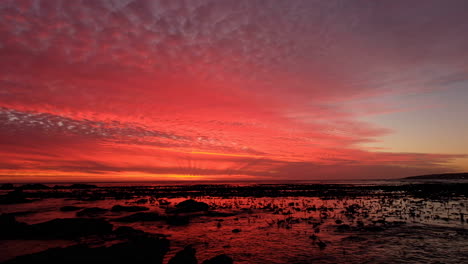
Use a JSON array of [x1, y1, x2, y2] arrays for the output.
[[0, 0, 467, 182]]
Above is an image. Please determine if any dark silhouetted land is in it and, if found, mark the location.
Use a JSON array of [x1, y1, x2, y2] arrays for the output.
[[403, 172, 468, 180]]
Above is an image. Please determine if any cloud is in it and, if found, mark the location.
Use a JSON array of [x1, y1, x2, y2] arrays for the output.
[[0, 0, 467, 180]]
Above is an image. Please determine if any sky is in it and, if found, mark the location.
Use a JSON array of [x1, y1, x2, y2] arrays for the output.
[[1, 0, 467, 182]]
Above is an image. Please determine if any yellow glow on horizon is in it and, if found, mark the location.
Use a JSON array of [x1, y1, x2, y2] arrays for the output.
[[0, 169, 260, 183]]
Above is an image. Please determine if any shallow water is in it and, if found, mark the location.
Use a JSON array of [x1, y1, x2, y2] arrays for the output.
[[1, 183, 467, 263]]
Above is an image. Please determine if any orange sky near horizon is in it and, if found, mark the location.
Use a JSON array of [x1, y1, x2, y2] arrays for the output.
[[1, 0, 467, 182]]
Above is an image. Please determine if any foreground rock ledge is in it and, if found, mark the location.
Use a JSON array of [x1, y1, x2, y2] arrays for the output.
[[3, 237, 170, 264]]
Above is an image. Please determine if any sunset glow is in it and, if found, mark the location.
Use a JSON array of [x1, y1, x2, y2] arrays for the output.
[[1, 0, 467, 182]]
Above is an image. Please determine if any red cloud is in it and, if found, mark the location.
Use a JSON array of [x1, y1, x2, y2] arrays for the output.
[[1, 0, 467, 181]]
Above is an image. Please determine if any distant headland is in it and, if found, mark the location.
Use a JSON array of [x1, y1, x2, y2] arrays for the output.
[[403, 172, 468, 180]]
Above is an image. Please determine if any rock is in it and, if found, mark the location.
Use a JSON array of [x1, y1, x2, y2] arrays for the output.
[[158, 199, 170, 205], [341, 236, 367, 242], [166, 215, 190, 226], [76, 207, 108, 217], [317, 240, 327, 249], [336, 224, 351, 231], [0, 216, 113, 240], [68, 184, 98, 189], [111, 205, 150, 212], [0, 214, 30, 239], [114, 226, 147, 238], [0, 183, 14, 189], [60, 206, 83, 212], [31, 218, 113, 239], [19, 183, 50, 190], [114, 226, 168, 240], [134, 198, 148, 204], [173, 199, 209, 213], [232, 229, 241, 233], [362, 225, 385, 232], [202, 254, 233, 264], [3, 236, 170, 264], [4, 210, 37, 217], [114, 212, 162, 222], [54, 184, 98, 189], [204, 211, 237, 217], [0, 190, 32, 204], [168, 245, 197, 264]]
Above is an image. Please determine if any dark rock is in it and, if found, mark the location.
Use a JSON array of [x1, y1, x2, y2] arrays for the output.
[[31, 218, 113, 239], [76, 207, 108, 217], [336, 224, 351, 231], [54, 184, 98, 189], [114, 226, 168, 240], [173, 199, 209, 213], [166, 215, 190, 226], [202, 254, 233, 264], [204, 211, 237, 217], [5, 210, 37, 217], [111, 205, 149, 212], [0, 190, 32, 204], [341, 236, 367, 242], [0, 183, 14, 189], [114, 212, 162, 222], [114, 226, 147, 238], [317, 240, 327, 249], [3, 236, 170, 264], [19, 183, 50, 190], [68, 184, 98, 189], [232, 229, 241, 233], [134, 198, 148, 204], [0, 216, 113, 240], [362, 225, 385, 232], [0, 214, 30, 239], [168, 245, 197, 264], [60, 206, 83, 212], [158, 199, 170, 205]]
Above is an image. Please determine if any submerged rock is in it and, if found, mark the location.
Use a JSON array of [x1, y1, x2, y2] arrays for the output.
[[111, 205, 150, 212], [114, 226, 147, 238], [0, 216, 113, 240], [0, 183, 14, 189], [60, 206, 83, 212], [317, 240, 327, 250], [166, 214, 190, 226], [0, 214, 30, 239], [204, 211, 237, 217], [134, 198, 148, 204], [341, 236, 367, 242], [69, 184, 98, 189], [0, 190, 32, 204], [76, 207, 108, 217], [202, 254, 234, 264], [3, 236, 170, 264], [114, 212, 162, 222], [173, 199, 209, 213], [53, 184, 98, 189], [362, 225, 385, 232], [31, 218, 113, 239], [168, 245, 197, 264], [336, 224, 351, 231], [4, 210, 37, 217], [19, 183, 50, 190]]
